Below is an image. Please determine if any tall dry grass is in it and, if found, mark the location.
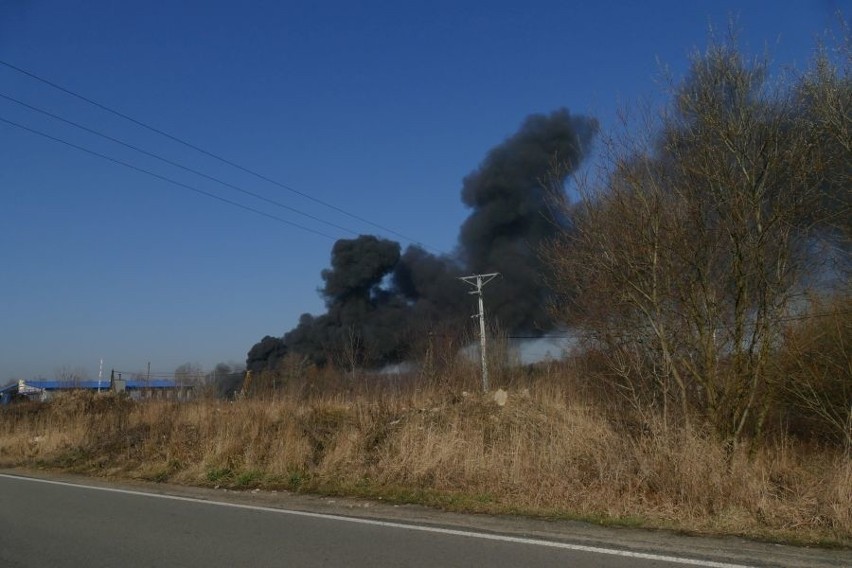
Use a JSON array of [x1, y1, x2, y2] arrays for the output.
[[0, 367, 849, 546]]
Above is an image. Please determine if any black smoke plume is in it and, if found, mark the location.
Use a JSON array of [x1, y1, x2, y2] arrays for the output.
[[250, 109, 597, 369]]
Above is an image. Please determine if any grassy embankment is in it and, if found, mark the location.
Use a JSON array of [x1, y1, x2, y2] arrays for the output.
[[0, 364, 849, 548]]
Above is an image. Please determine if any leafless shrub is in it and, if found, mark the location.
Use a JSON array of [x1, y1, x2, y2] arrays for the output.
[[776, 296, 852, 454]]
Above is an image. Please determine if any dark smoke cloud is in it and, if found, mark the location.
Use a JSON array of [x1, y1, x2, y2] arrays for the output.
[[250, 109, 597, 369], [283, 236, 410, 365], [322, 236, 400, 300], [458, 109, 596, 330], [246, 335, 289, 373]]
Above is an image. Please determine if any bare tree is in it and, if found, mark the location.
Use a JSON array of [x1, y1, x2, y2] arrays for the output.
[[545, 35, 850, 447], [174, 362, 204, 387], [55, 365, 88, 386], [337, 324, 363, 383]]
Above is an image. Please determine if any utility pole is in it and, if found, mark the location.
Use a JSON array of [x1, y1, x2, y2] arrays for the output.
[[459, 272, 499, 392]]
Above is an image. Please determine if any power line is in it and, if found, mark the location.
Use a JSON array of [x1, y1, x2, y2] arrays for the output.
[[506, 335, 575, 339], [0, 58, 438, 252], [0, 91, 360, 237], [0, 115, 338, 240], [113, 370, 208, 377], [776, 309, 852, 323], [517, 311, 852, 340]]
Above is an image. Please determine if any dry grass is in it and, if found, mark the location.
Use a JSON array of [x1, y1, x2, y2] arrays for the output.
[[0, 373, 849, 547]]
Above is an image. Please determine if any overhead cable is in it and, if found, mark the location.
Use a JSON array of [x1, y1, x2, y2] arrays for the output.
[[0, 115, 337, 240], [0, 91, 359, 237], [0, 58, 437, 251]]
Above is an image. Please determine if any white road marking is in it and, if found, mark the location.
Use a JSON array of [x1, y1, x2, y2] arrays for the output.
[[0, 473, 754, 568]]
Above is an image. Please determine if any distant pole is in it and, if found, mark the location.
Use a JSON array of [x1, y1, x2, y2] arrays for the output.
[[98, 358, 103, 392], [459, 273, 500, 392], [147, 361, 151, 383]]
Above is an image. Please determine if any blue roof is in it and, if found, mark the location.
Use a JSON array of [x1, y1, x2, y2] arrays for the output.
[[0, 379, 189, 393]]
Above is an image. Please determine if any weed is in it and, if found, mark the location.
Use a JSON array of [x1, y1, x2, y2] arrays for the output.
[[287, 470, 305, 490], [235, 470, 263, 487], [205, 467, 233, 483]]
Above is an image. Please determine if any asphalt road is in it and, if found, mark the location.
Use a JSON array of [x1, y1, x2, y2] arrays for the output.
[[0, 473, 846, 567]]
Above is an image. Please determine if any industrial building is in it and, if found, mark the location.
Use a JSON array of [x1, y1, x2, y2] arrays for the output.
[[0, 378, 193, 404]]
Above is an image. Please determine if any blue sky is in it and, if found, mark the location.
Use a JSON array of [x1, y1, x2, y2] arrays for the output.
[[0, 1, 847, 381]]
